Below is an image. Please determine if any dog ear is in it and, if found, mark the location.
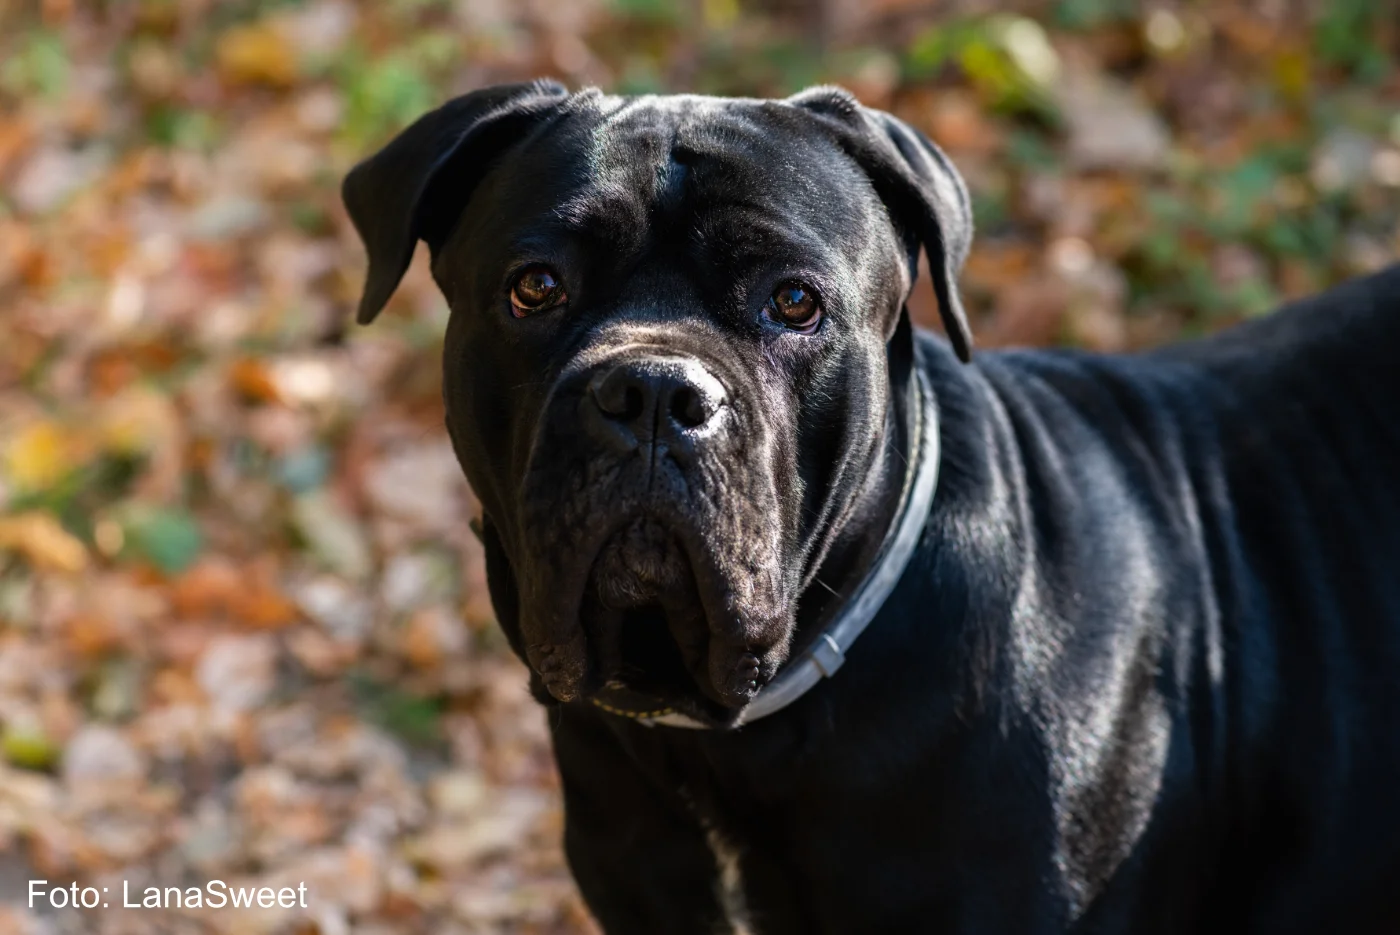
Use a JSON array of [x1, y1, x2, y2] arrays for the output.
[[787, 86, 974, 362], [342, 80, 571, 325]]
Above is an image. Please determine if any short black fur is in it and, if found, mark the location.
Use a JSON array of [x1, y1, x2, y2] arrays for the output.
[[344, 82, 1400, 934]]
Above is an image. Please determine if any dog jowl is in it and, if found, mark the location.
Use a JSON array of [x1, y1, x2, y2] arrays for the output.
[[342, 82, 970, 725]]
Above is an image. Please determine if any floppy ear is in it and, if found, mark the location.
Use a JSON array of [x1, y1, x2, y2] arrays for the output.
[[341, 79, 571, 324], [787, 86, 974, 362]]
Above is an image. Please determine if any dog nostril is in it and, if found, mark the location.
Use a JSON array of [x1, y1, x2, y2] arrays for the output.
[[670, 386, 709, 428], [591, 368, 647, 422], [622, 386, 645, 422]]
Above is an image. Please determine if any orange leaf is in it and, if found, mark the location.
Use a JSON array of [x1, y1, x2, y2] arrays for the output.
[[228, 357, 283, 404], [216, 23, 298, 89], [63, 612, 123, 657], [234, 582, 300, 630], [169, 557, 244, 620], [170, 557, 300, 629]]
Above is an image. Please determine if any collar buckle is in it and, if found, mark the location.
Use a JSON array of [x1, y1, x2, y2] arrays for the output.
[[810, 633, 846, 678]]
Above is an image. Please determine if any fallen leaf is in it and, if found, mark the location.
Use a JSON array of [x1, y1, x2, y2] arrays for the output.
[[2, 421, 81, 492], [3, 724, 60, 771], [197, 634, 279, 714], [228, 356, 285, 404], [63, 724, 147, 786], [63, 611, 124, 656], [0, 511, 89, 573], [401, 605, 467, 668], [172, 556, 302, 629], [121, 506, 203, 575], [292, 490, 372, 580], [216, 23, 299, 89], [97, 385, 180, 456]]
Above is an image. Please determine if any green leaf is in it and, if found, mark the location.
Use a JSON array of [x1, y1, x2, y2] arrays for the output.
[[349, 673, 444, 747], [1051, 0, 1135, 31], [1231, 278, 1281, 319], [289, 200, 331, 234], [611, 0, 683, 25], [340, 52, 437, 146], [2, 724, 59, 771], [1315, 0, 1390, 83], [617, 58, 666, 95], [145, 106, 222, 150], [122, 506, 203, 574], [908, 17, 1058, 119], [971, 188, 1010, 232], [1006, 129, 1058, 171], [1, 30, 69, 100], [907, 23, 965, 77], [1210, 156, 1280, 238]]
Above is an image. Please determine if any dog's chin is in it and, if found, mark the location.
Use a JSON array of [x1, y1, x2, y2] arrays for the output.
[[578, 516, 745, 717]]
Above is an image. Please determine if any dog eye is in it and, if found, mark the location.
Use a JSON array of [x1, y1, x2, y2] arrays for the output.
[[765, 283, 822, 333], [510, 265, 567, 316]]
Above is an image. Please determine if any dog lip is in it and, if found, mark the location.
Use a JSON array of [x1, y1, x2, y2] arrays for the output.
[[664, 515, 787, 709], [516, 511, 633, 702], [578, 507, 781, 711], [519, 500, 787, 708]]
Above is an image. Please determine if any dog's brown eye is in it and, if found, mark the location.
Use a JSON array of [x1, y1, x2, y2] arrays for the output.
[[766, 283, 822, 333], [510, 265, 567, 316]]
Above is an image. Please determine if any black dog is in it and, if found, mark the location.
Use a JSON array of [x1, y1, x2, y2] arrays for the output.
[[343, 80, 1400, 933]]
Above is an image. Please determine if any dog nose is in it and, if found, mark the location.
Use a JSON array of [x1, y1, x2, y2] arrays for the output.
[[587, 357, 726, 441]]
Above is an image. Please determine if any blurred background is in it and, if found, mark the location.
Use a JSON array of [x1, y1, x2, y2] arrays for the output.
[[0, 0, 1396, 931]]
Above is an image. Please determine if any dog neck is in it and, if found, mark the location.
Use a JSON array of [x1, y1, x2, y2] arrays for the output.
[[788, 315, 921, 655]]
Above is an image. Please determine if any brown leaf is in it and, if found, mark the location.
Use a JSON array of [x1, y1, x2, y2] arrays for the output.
[[63, 612, 124, 657], [170, 557, 301, 630]]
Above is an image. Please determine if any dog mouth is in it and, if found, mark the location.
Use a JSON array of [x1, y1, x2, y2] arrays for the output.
[[513, 424, 795, 711], [581, 515, 731, 710]]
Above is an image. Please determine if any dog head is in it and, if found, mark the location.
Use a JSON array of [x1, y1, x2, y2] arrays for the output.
[[344, 81, 971, 724]]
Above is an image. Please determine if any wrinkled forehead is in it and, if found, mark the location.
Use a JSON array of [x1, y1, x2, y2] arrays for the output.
[[573, 96, 856, 213], [495, 94, 889, 258]]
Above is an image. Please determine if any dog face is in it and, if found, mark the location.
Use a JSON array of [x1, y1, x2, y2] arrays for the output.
[[344, 82, 971, 723]]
